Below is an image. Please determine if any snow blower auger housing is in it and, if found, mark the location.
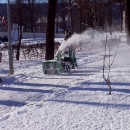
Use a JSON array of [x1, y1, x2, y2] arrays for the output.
[[42, 49, 77, 74], [42, 59, 62, 74]]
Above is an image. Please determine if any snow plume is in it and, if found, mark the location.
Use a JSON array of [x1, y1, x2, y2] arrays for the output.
[[58, 29, 105, 52]]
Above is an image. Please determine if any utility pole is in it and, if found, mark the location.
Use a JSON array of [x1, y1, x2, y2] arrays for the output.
[[7, 0, 14, 74]]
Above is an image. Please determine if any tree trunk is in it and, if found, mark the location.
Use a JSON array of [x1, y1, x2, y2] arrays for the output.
[[61, 0, 66, 33], [45, 0, 57, 60], [108, 0, 112, 35], [16, 1, 23, 61], [126, 0, 130, 44], [56, 15, 58, 34], [119, 1, 123, 33], [78, 1, 81, 33], [16, 25, 22, 60], [69, 0, 73, 32]]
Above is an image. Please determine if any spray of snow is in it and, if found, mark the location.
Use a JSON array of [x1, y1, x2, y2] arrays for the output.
[[58, 29, 106, 52]]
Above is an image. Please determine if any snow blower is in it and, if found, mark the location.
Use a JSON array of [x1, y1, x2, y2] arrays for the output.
[[42, 48, 77, 74]]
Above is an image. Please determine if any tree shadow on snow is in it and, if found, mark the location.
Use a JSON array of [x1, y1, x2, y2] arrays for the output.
[[70, 86, 130, 94], [70, 81, 130, 94], [46, 99, 130, 109], [0, 100, 26, 107], [16, 82, 69, 89], [0, 69, 9, 74], [81, 81, 130, 87], [3, 76, 69, 89], [0, 86, 54, 93]]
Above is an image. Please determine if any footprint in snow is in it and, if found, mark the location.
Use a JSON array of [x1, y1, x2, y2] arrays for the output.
[[17, 109, 27, 115], [0, 115, 10, 122]]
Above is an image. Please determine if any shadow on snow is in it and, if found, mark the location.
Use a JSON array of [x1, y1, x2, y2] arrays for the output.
[[0, 100, 26, 107], [46, 99, 130, 109]]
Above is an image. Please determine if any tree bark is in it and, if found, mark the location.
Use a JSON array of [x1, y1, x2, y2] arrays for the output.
[[15, 0, 23, 61], [108, 0, 112, 35], [16, 25, 22, 61], [69, 0, 73, 32], [119, 1, 123, 33], [45, 0, 57, 60], [61, 0, 66, 33], [78, 1, 81, 33]]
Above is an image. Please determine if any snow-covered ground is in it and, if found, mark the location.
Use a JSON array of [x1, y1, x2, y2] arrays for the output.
[[0, 34, 130, 130]]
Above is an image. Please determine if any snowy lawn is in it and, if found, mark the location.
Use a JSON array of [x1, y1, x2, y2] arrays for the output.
[[0, 42, 130, 130]]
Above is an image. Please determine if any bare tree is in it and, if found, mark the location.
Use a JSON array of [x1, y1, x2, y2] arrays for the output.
[[57, 1, 80, 32], [119, 0, 124, 33], [27, 0, 35, 33], [11, 0, 25, 60], [103, 32, 118, 95], [26, 0, 42, 33], [126, 0, 130, 44]]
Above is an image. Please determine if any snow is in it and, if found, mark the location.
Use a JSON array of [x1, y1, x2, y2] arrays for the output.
[[0, 33, 130, 130]]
